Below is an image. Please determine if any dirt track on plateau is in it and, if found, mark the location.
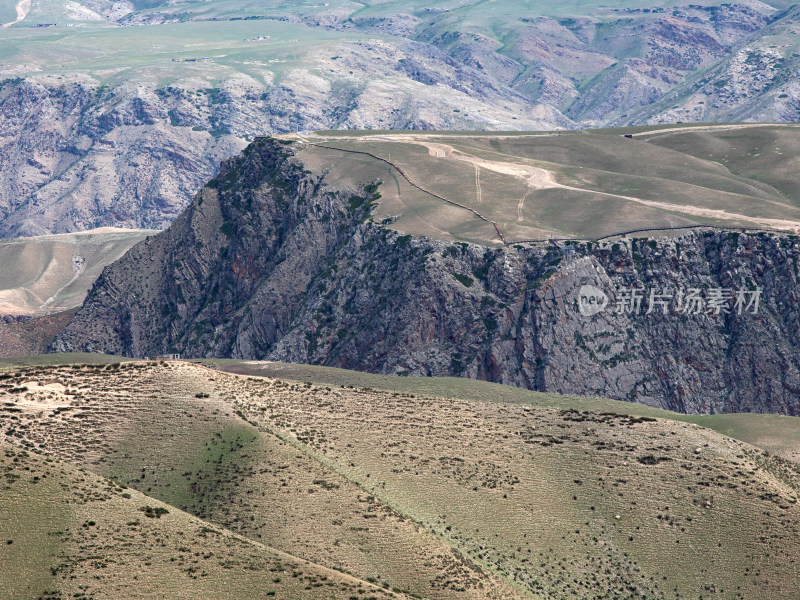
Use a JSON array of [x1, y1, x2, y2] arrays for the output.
[[2, 0, 31, 28]]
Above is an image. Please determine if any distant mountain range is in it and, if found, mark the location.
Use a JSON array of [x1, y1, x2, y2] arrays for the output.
[[4, 0, 800, 236]]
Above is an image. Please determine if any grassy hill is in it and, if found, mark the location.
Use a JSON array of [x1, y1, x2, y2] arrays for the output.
[[1, 359, 798, 598], [205, 359, 800, 464], [4, 354, 800, 462], [0, 441, 412, 600], [292, 125, 800, 245], [0, 228, 155, 317]]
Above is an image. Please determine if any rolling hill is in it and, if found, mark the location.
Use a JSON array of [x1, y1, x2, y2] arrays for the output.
[[207, 359, 800, 465], [1, 358, 798, 598], [0, 228, 155, 317], [0, 438, 417, 600]]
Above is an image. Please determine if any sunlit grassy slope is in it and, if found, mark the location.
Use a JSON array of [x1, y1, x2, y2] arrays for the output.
[[0, 440, 409, 600], [0, 229, 155, 316], [207, 358, 800, 464], [4, 352, 799, 461], [1, 360, 798, 599], [293, 124, 800, 245]]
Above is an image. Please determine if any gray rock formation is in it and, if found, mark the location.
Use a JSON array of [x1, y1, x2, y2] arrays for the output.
[[0, 78, 248, 237], [54, 139, 800, 415]]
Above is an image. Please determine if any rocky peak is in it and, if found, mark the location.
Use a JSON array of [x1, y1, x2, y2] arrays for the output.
[[53, 139, 800, 416]]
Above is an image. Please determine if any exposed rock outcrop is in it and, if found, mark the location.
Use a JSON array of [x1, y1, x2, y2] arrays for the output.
[[54, 139, 800, 415], [0, 309, 78, 357]]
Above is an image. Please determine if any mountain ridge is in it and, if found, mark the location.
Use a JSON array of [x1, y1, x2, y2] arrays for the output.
[[6, 1, 800, 236], [52, 137, 800, 415]]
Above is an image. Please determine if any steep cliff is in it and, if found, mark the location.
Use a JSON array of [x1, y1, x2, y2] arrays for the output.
[[54, 138, 800, 415]]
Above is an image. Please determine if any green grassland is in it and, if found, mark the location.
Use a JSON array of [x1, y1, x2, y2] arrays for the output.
[[1, 19, 364, 87], [0, 446, 66, 599], [206, 358, 800, 463], [0, 442, 408, 600], [295, 125, 800, 244], [643, 126, 800, 203], [1, 360, 799, 598], [0, 352, 137, 369]]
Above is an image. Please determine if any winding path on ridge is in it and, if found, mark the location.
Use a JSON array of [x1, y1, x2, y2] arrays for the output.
[[408, 139, 800, 234], [299, 132, 800, 242], [2, 0, 31, 28]]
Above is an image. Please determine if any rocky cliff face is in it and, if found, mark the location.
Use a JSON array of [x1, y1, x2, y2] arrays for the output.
[[0, 310, 78, 357], [53, 139, 800, 416]]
